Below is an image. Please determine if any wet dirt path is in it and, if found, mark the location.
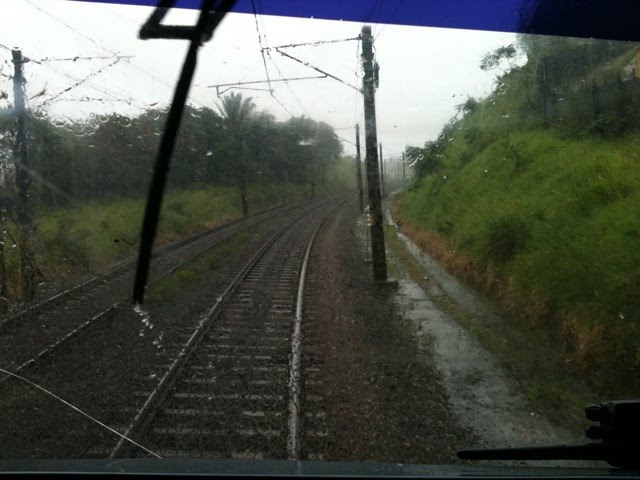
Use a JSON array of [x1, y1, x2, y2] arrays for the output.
[[381, 201, 605, 468]]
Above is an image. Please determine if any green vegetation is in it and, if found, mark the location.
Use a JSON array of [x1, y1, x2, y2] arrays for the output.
[[398, 35, 640, 397], [5, 183, 314, 296], [146, 268, 200, 305], [146, 229, 255, 304]]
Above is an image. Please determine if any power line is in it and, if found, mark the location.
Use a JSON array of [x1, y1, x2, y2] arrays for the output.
[[363, 0, 383, 26], [44, 96, 139, 105], [39, 57, 122, 107], [251, 0, 273, 93], [30, 54, 133, 64], [33, 60, 147, 110], [22, 0, 205, 108], [270, 92, 294, 117], [268, 57, 312, 117], [375, 0, 407, 40], [250, 0, 308, 119], [372, 0, 385, 36]]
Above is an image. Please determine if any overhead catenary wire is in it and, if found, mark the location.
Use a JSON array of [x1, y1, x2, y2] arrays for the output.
[[375, 0, 407, 40], [251, 0, 273, 94], [32, 60, 150, 111], [270, 91, 294, 117], [372, 0, 385, 36], [30, 54, 133, 64], [363, 0, 383, 27], [38, 57, 122, 107], [249, 0, 305, 119], [268, 57, 312, 117]]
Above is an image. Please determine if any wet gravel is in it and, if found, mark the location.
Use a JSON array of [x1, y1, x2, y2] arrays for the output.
[[301, 200, 475, 464]]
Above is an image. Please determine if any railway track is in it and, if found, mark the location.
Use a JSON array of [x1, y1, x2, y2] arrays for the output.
[[100, 198, 344, 460], [0, 200, 321, 378]]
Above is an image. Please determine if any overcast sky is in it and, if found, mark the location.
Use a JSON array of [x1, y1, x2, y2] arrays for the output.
[[0, 0, 519, 158]]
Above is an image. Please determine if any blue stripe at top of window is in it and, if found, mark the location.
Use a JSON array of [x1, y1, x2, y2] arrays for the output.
[[71, 0, 640, 42]]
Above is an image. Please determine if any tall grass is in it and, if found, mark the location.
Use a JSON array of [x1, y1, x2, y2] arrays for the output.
[[2, 183, 312, 301]]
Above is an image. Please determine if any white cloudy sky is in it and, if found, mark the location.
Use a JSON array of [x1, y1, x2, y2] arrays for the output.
[[0, 0, 519, 158]]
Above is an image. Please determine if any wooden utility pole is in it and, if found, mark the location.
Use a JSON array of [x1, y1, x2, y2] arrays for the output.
[[11, 48, 35, 301], [361, 25, 388, 282], [355, 123, 364, 212]]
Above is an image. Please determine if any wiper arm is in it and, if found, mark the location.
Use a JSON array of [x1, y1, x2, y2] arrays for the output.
[[458, 400, 640, 469], [459, 443, 607, 462], [132, 0, 236, 304]]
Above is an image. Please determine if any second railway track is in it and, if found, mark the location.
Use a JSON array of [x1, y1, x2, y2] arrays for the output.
[[0, 199, 321, 376]]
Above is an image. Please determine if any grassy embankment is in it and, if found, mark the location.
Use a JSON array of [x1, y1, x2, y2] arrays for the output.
[[396, 128, 640, 410], [4, 171, 351, 301]]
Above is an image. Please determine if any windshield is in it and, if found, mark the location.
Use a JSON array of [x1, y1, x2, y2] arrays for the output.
[[0, 0, 638, 470]]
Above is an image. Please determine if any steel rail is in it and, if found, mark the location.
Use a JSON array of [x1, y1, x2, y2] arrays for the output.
[[287, 199, 347, 460]]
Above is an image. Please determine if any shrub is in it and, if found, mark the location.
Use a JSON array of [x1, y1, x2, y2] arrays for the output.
[[483, 214, 529, 263]]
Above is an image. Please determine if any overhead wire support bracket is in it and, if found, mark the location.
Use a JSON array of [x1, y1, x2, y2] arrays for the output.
[[275, 48, 363, 94], [208, 75, 327, 97]]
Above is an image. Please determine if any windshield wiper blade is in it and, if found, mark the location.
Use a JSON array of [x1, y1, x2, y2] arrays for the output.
[[458, 400, 640, 469], [132, 0, 236, 304]]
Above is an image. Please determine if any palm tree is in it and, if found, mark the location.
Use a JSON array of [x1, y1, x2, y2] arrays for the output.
[[218, 92, 256, 217]]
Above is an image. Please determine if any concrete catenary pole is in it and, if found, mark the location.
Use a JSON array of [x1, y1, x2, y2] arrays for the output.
[[361, 26, 387, 282]]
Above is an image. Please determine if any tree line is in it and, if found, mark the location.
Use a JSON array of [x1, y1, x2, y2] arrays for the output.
[[0, 92, 342, 304], [407, 35, 639, 178], [1, 92, 342, 213]]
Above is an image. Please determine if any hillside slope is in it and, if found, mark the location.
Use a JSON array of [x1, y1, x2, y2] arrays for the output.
[[397, 37, 640, 396]]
